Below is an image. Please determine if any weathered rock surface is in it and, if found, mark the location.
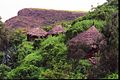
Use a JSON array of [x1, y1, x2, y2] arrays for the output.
[[5, 8, 86, 29]]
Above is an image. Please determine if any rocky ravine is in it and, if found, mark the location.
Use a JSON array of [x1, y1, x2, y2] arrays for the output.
[[5, 8, 86, 29]]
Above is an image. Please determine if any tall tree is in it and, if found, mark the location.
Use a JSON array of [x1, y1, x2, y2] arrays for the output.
[[0, 19, 9, 51], [0, 17, 11, 66]]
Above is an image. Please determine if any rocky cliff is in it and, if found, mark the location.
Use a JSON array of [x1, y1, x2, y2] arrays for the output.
[[5, 8, 86, 28]]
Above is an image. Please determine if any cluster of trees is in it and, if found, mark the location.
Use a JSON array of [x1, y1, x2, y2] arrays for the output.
[[0, 0, 118, 79]]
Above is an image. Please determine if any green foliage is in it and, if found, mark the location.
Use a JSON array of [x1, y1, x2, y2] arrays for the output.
[[72, 0, 118, 23], [7, 41, 34, 67], [79, 60, 92, 67], [10, 29, 27, 46], [40, 35, 67, 67], [66, 19, 106, 40], [0, 0, 119, 79], [86, 4, 118, 79], [0, 64, 11, 79], [39, 67, 70, 79], [22, 52, 43, 67], [98, 12, 118, 75], [69, 72, 87, 79], [17, 41, 33, 63], [103, 12, 118, 50], [39, 59, 89, 79], [41, 35, 67, 53], [105, 72, 118, 79], [43, 25, 53, 31], [73, 20, 105, 31], [0, 21, 10, 51], [0, 52, 3, 63], [7, 65, 41, 79]]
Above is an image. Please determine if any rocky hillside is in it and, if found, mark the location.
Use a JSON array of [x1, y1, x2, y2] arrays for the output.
[[5, 8, 85, 28]]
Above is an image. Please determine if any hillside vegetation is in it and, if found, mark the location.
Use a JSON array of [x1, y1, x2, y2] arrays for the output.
[[0, 0, 118, 79]]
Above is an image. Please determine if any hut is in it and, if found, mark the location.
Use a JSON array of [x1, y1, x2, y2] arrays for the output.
[[48, 25, 65, 35], [27, 27, 47, 41], [68, 25, 107, 64]]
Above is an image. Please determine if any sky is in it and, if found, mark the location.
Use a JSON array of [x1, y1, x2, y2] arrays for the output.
[[0, 0, 107, 22]]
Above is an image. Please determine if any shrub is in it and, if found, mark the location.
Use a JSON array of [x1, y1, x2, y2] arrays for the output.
[[100, 12, 118, 74], [0, 64, 11, 79], [87, 11, 118, 79], [22, 51, 43, 67], [40, 35, 67, 67], [39, 68, 70, 79], [7, 65, 41, 79], [105, 72, 118, 79], [72, 0, 118, 24], [17, 41, 33, 63], [66, 19, 106, 40], [0, 21, 10, 51], [0, 52, 3, 63], [10, 29, 26, 46]]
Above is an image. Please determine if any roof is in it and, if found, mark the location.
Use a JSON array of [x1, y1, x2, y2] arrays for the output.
[[68, 25, 107, 60], [27, 27, 47, 37], [48, 25, 65, 35], [69, 26, 104, 46]]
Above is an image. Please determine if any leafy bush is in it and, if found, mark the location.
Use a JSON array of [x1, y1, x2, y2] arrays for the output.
[[0, 0, 118, 79], [99, 12, 118, 75], [10, 29, 27, 46], [66, 19, 106, 40], [72, 0, 118, 24], [87, 7, 118, 79], [39, 59, 88, 79], [22, 51, 43, 67], [17, 41, 33, 63], [105, 73, 118, 79], [43, 25, 53, 31], [40, 35, 67, 67], [39, 68, 70, 79], [0, 21, 10, 51], [0, 29, 27, 68], [7, 65, 41, 79], [0, 52, 3, 63], [0, 64, 11, 79]]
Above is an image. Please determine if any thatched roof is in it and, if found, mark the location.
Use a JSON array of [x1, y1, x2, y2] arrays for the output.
[[68, 26, 106, 59], [69, 26, 104, 46], [48, 25, 65, 35], [27, 27, 47, 37]]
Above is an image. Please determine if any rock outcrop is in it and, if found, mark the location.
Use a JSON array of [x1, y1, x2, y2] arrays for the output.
[[5, 8, 85, 29]]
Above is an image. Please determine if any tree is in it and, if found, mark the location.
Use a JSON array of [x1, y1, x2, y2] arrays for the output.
[[101, 11, 118, 72], [0, 20, 10, 51], [0, 18, 12, 66], [87, 11, 118, 79]]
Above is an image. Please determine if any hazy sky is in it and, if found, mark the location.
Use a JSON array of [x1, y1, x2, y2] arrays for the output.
[[0, 0, 107, 22]]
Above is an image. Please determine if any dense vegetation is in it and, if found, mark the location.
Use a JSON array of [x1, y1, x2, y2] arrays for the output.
[[0, 0, 118, 79]]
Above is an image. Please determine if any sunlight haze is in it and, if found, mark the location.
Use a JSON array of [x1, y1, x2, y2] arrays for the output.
[[0, 0, 107, 22]]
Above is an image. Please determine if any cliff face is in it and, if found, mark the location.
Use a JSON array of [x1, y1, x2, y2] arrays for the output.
[[5, 16, 44, 28], [5, 8, 86, 28]]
